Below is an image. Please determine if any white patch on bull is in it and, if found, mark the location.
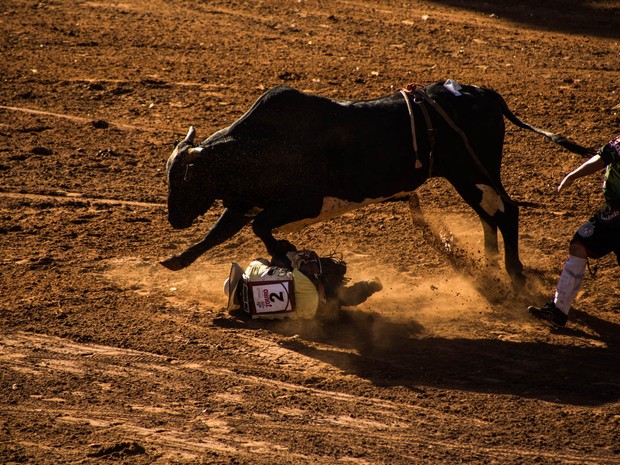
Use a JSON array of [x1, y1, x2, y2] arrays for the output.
[[277, 192, 411, 233], [476, 184, 504, 216]]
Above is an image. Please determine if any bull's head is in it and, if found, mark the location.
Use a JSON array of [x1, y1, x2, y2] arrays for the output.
[[165, 126, 214, 229]]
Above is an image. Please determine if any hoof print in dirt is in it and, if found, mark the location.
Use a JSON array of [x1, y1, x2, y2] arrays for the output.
[[87, 441, 146, 458], [91, 119, 109, 129], [30, 146, 53, 156]]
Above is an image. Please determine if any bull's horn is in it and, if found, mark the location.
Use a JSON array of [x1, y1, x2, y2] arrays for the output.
[[183, 126, 196, 144], [186, 146, 204, 162]]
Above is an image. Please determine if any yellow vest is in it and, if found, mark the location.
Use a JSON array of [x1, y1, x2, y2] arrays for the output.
[[244, 261, 319, 319]]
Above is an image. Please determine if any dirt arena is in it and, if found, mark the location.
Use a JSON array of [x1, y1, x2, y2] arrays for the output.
[[1, 1, 619, 463]]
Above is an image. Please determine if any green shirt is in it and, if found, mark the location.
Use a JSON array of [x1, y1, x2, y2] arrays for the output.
[[601, 135, 620, 208]]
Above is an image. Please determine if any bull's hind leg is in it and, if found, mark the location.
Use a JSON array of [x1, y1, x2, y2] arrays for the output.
[[497, 200, 525, 285], [447, 179, 525, 286], [480, 217, 500, 266]]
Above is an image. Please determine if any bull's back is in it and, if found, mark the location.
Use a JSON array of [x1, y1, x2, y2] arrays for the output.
[[231, 86, 345, 137], [228, 87, 416, 196]]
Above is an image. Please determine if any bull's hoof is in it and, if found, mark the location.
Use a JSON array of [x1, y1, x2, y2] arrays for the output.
[[268, 239, 297, 268], [270, 254, 292, 269], [510, 271, 527, 289], [159, 255, 187, 271], [276, 239, 297, 254]]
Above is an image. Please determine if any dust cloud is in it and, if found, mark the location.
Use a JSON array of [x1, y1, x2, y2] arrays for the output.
[[103, 209, 538, 344], [105, 256, 235, 310]]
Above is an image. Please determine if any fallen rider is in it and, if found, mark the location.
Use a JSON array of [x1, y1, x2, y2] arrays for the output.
[[223, 250, 383, 319]]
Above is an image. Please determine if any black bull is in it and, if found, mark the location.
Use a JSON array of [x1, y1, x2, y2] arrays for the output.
[[162, 82, 591, 284]]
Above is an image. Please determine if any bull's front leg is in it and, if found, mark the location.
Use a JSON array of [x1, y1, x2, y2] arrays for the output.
[[251, 200, 323, 267], [160, 208, 250, 271]]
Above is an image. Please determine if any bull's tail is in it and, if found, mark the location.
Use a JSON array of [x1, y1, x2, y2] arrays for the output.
[[488, 89, 595, 158]]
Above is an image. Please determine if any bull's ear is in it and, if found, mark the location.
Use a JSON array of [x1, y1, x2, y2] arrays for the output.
[[186, 147, 204, 162], [183, 126, 196, 144]]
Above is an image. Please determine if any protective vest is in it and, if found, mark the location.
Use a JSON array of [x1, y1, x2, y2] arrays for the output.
[[231, 260, 319, 320]]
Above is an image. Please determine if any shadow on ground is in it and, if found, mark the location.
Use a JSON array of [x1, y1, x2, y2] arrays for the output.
[[428, 0, 619, 39], [215, 306, 620, 407]]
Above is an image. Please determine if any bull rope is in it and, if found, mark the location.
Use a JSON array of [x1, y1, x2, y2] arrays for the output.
[[399, 90, 423, 170], [400, 87, 437, 177], [407, 85, 517, 207]]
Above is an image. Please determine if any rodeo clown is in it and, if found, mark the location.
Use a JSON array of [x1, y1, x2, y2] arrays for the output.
[[224, 250, 383, 319], [529, 134, 620, 327]]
